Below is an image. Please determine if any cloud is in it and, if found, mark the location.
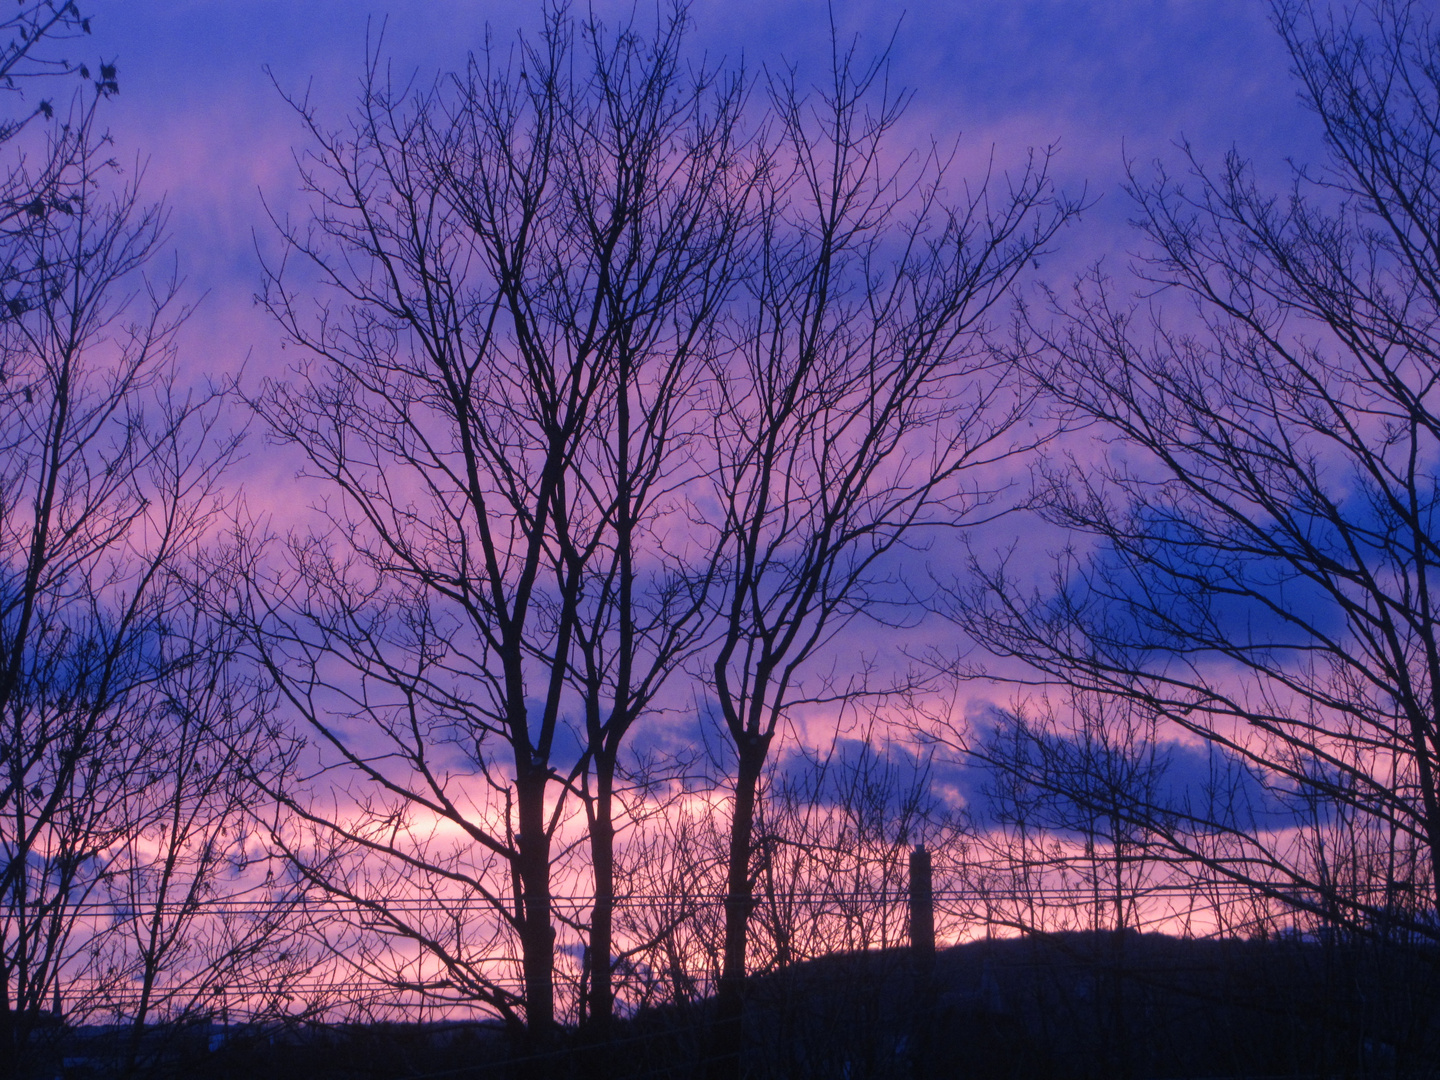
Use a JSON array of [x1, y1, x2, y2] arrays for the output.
[[957, 702, 1303, 833]]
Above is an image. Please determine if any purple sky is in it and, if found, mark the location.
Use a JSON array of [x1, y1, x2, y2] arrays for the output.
[[58, 1, 1327, 710], [86, 0, 1322, 356], [65, 0, 1332, 708]]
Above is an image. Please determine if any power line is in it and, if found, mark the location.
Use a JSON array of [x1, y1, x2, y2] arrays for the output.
[[38, 878, 1276, 917]]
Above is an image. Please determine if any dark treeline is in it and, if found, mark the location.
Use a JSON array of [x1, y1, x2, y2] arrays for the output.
[[2, 0, 1440, 1077]]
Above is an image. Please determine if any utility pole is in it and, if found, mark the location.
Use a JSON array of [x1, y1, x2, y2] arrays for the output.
[[909, 846, 936, 973], [909, 845, 937, 1078]]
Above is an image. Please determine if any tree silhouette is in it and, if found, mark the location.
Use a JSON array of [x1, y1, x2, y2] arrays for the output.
[[241, 2, 753, 1041], [0, 104, 257, 1080], [697, 31, 1074, 1075], [958, 0, 1440, 947]]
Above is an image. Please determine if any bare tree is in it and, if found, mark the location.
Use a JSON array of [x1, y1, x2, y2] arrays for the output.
[[957, 0, 1440, 948], [950, 694, 1177, 1080], [0, 3, 110, 246], [96, 605, 305, 1079], [696, 34, 1075, 1073], [534, 20, 751, 1032], [0, 15, 298, 1075], [957, 694, 1175, 939], [0, 105, 257, 1080], [243, 2, 753, 1040]]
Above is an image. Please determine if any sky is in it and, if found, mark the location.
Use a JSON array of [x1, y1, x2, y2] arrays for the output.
[[54, 0, 1323, 560], [0, 3, 1426, 1034], [25, 0, 1365, 982], [80, 0, 1324, 383], [62, 0, 1334, 718], [63, 0, 1334, 750]]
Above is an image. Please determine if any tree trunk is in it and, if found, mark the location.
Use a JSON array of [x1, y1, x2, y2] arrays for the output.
[[585, 766, 616, 1035], [708, 736, 768, 1080], [515, 770, 555, 1041], [0, 988, 16, 1080]]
